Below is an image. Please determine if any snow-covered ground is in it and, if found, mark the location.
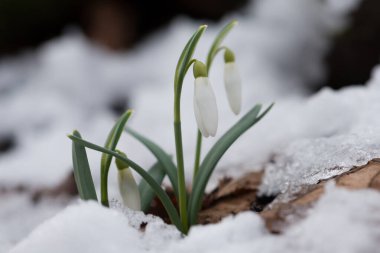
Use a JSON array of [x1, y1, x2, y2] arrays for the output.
[[3, 0, 380, 252], [9, 184, 380, 253]]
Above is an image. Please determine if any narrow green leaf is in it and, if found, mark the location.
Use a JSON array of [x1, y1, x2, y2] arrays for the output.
[[188, 103, 274, 225], [126, 127, 179, 198], [68, 135, 183, 232], [71, 130, 98, 201], [139, 161, 166, 212], [206, 20, 238, 71], [100, 110, 133, 206], [174, 25, 207, 94]]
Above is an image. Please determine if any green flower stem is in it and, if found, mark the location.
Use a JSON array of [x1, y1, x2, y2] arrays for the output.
[[174, 95, 188, 233], [193, 130, 202, 181], [186, 59, 197, 73], [173, 24, 206, 234], [174, 58, 199, 234], [206, 20, 237, 71], [210, 47, 229, 68]]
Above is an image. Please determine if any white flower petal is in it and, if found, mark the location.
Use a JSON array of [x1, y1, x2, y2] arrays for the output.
[[118, 168, 141, 211], [193, 94, 209, 137], [194, 77, 218, 137], [224, 62, 242, 115]]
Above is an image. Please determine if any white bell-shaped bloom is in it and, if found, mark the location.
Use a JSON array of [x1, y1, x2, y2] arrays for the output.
[[115, 152, 141, 211], [194, 77, 218, 137], [118, 168, 141, 211], [224, 62, 242, 115]]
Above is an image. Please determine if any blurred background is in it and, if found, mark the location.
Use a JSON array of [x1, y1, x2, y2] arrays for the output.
[[1, 0, 380, 89], [1, 0, 380, 251], [0, 0, 248, 53]]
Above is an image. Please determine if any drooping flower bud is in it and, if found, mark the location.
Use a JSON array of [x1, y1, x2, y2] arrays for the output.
[[115, 151, 141, 211], [224, 49, 242, 115], [193, 61, 218, 137]]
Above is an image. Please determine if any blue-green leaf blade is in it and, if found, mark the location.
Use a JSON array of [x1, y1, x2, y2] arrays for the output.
[[139, 161, 166, 212], [126, 127, 179, 197], [188, 103, 274, 225], [71, 130, 98, 201]]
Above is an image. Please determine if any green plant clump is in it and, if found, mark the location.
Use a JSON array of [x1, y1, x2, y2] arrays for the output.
[[68, 20, 273, 235]]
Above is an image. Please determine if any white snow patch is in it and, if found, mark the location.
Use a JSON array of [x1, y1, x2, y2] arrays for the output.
[[9, 201, 180, 253], [0, 194, 71, 253], [260, 80, 380, 196], [10, 185, 380, 253], [277, 184, 380, 253]]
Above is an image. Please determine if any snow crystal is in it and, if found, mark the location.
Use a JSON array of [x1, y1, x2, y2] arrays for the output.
[[260, 79, 380, 196]]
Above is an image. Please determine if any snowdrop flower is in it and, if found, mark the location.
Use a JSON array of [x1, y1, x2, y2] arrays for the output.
[[115, 151, 141, 211], [224, 49, 242, 115], [193, 60, 218, 137]]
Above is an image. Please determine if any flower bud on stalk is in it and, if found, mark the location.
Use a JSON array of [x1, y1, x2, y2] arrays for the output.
[[193, 61, 218, 137], [115, 151, 141, 211], [224, 49, 242, 115]]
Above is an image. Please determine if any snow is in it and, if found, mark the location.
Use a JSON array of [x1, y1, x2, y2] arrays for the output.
[[279, 183, 380, 253], [260, 81, 380, 196], [9, 184, 380, 253], [9, 201, 181, 253], [0, 194, 72, 253]]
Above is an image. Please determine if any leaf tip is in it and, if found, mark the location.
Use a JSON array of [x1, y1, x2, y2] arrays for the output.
[[68, 130, 82, 141], [266, 102, 275, 111], [198, 25, 208, 32], [126, 109, 134, 116]]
